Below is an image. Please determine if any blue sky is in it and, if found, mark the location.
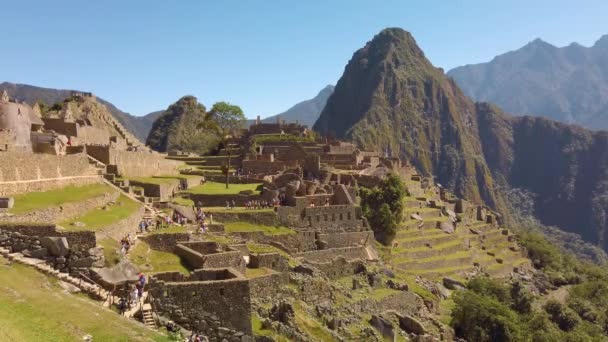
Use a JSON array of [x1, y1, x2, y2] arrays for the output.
[[1, 0, 606, 118]]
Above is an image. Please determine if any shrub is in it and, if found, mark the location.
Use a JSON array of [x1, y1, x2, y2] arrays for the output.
[[360, 174, 405, 245]]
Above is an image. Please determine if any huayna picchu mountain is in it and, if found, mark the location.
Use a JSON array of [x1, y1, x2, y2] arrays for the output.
[[146, 95, 217, 153], [314, 28, 608, 252]]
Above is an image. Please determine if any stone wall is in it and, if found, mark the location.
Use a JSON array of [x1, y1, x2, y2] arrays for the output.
[[0, 225, 102, 273], [317, 231, 373, 249], [248, 252, 289, 272], [149, 268, 253, 338], [295, 246, 368, 263], [230, 230, 317, 253], [85, 145, 181, 177], [42, 118, 78, 136], [242, 160, 293, 174], [0, 151, 100, 196], [3, 190, 119, 224], [354, 292, 423, 317], [129, 180, 179, 200], [279, 204, 364, 232], [306, 257, 365, 279], [187, 193, 267, 207], [249, 270, 288, 298], [175, 242, 246, 274]]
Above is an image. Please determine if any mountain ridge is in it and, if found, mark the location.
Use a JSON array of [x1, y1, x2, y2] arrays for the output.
[[448, 34, 608, 130]]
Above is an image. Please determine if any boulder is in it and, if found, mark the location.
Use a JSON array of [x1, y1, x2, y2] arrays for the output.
[[269, 302, 294, 325], [29, 248, 48, 259], [443, 277, 466, 290], [398, 315, 427, 335], [369, 315, 395, 341], [293, 264, 315, 276], [410, 213, 423, 221], [40, 237, 69, 257], [438, 221, 455, 234]]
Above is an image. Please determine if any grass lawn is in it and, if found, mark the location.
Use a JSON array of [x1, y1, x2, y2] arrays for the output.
[[171, 197, 194, 206], [148, 225, 190, 234], [0, 259, 170, 341], [60, 195, 142, 232], [224, 221, 295, 235], [185, 181, 263, 195], [201, 207, 274, 214], [245, 267, 272, 279], [9, 184, 112, 214], [128, 241, 189, 274]]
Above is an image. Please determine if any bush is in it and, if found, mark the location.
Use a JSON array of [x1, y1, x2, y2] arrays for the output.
[[451, 290, 525, 342], [360, 174, 405, 245], [544, 300, 580, 332]]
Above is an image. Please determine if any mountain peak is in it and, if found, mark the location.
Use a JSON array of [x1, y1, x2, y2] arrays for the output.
[[594, 34, 608, 48]]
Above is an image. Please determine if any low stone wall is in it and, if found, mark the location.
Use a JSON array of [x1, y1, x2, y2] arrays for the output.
[[175, 242, 246, 273], [129, 180, 179, 200], [248, 253, 289, 272], [149, 268, 253, 338], [317, 231, 373, 249], [140, 233, 190, 252], [0, 226, 102, 273], [305, 257, 365, 279], [249, 270, 288, 298], [295, 246, 368, 263], [3, 190, 119, 224], [230, 230, 317, 253]]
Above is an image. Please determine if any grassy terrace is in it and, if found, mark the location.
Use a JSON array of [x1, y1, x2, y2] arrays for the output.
[[245, 267, 272, 279], [9, 184, 112, 214], [127, 176, 181, 185], [184, 181, 263, 195], [128, 240, 189, 274], [0, 260, 170, 341], [224, 221, 295, 235], [202, 206, 274, 214], [252, 133, 315, 143], [60, 195, 142, 231]]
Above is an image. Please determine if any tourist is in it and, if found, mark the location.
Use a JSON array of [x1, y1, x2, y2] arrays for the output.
[[155, 218, 161, 230], [138, 273, 146, 292], [131, 286, 139, 306], [138, 220, 146, 233], [226, 200, 230, 210], [118, 297, 127, 316], [209, 213, 213, 224], [231, 199, 236, 209]]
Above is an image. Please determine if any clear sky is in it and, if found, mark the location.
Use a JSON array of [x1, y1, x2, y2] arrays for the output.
[[1, 0, 606, 118]]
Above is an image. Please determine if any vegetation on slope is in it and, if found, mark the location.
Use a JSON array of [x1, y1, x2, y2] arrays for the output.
[[60, 194, 142, 231], [360, 173, 405, 245], [0, 259, 170, 341]]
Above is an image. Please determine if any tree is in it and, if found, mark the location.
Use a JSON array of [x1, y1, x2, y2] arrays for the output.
[[360, 174, 405, 245], [204, 102, 246, 188]]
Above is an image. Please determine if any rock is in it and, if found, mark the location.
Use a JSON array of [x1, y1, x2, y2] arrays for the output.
[[59, 280, 81, 293], [352, 278, 363, 290], [269, 302, 294, 325], [56, 257, 67, 264], [410, 213, 423, 221], [30, 248, 48, 259], [369, 315, 395, 341], [70, 257, 95, 268], [88, 247, 104, 258], [443, 277, 465, 290], [469, 228, 481, 235], [40, 237, 69, 257], [367, 272, 382, 288], [293, 264, 314, 276], [398, 315, 427, 335], [382, 268, 395, 278], [439, 220, 455, 234]]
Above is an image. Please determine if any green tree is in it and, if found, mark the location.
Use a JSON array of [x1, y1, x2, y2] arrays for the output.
[[203, 102, 246, 188], [360, 174, 405, 245]]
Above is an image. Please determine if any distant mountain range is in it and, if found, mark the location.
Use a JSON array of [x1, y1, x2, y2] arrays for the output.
[[256, 85, 334, 127], [448, 35, 608, 130], [0, 82, 159, 142], [315, 27, 608, 253]]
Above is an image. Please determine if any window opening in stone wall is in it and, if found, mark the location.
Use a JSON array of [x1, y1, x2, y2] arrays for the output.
[[348, 212, 351, 220], [324, 214, 328, 221], [340, 213, 343, 220], [220, 288, 225, 296]]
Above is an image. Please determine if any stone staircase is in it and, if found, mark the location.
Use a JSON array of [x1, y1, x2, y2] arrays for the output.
[[141, 303, 156, 329]]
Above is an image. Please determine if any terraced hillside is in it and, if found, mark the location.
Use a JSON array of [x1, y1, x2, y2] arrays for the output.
[[385, 175, 531, 281]]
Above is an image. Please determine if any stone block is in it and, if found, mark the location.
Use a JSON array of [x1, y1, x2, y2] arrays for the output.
[[398, 315, 427, 335], [369, 315, 394, 341], [40, 237, 69, 257]]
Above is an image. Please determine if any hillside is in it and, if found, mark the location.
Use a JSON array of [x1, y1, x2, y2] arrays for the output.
[[260, 85, 334, 127], [448, 35, 608, 130], [146, 95, 217, 153], [0, 82, 156, 141], [314, 28, 608, 252]]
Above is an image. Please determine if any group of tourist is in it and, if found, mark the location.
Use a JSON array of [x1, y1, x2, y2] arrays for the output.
[[117, 273, 147, 315], [243, 198, 280, 210], [225, 200, 237, 210], [120, 234, 136, 255]]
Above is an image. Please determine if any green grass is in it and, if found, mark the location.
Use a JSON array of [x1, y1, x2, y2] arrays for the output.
[[245, 267, 272, 279], [224, 221, 295, 235], [60, 195, 142, 231], [293, 301, 338, 342], [171, 197, 194, 206], [128, 241, 189, 274], [9, 184, 112, 214], [0, 259, 171, 341], [185, 181, 263, 195], [98, 238, 121, 267]]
